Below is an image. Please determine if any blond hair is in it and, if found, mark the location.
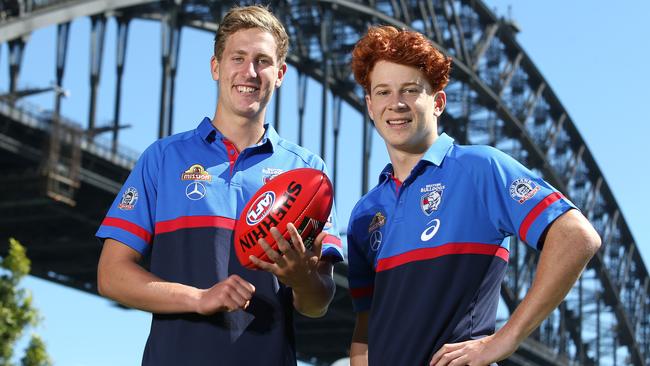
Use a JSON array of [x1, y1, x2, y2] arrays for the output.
[[214, 5, 289, 64]]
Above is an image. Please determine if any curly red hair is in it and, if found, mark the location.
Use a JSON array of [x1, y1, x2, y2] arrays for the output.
[[351, 26, 451, 94]]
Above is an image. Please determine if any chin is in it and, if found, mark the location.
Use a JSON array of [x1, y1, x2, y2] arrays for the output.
[[236, 108, 263, 120]]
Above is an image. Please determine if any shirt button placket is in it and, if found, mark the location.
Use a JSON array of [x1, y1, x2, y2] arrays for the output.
[[393, 183, 406, 222]]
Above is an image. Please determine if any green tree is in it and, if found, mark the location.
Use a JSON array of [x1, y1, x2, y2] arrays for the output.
[[0, 238, 52, 366], [21, 335, 52, 366]]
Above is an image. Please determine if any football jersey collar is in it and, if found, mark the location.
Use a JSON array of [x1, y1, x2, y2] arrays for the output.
[[196, 117, 277, 152], [422, 132, 454, 166], [378, 132, 454, 184], [197, 117, 217, 142]]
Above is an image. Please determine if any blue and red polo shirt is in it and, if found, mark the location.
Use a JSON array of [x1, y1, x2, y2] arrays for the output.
[[347, 133, 575, 365], [96, 117, 343, 366]]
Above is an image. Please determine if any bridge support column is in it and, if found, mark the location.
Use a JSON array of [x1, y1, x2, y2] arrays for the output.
[[297, 72, 307, 146], [112, 17, 130, 154], [88, 15, 107, 135], [332, 96, 341, 192], [319, 6, 330, 160], [159, 4, 181, 138], [41, 21, 81, 207], [8, 38, 25, 97], [361, 112, 372, 195]]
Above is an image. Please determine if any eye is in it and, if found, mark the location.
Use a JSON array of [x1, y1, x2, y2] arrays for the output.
[[375, 89, 389, 96], [404, 87, 420, 94], [232, 56, 244, 63], [257, 58, 272, 65]]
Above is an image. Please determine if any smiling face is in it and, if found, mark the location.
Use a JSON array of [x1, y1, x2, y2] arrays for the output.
[[366, 60, 446, 156], [211, 28, 286, 124]]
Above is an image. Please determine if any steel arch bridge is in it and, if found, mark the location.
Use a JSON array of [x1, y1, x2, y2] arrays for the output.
[[0, 1, 648, 365]]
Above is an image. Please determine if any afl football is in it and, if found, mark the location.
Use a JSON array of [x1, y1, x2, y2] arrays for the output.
[[234, 168, 334, 269]]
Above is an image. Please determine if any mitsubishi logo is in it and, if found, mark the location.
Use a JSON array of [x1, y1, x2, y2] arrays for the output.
[[185, 182, 206, 201]]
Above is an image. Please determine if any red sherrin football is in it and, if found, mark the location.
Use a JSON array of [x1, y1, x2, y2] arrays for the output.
[[234, 168, 334, 269]]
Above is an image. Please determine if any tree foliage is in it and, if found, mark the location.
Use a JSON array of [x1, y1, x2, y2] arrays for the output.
[[21, 335, 52, 366], [0, 238, 52, 366]]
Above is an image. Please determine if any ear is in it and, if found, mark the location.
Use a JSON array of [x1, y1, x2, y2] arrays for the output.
[[433, 91, 446, 117], [365, 94, 376, 122], [210, 55, 219, 81], [275, 63, 288, 88]]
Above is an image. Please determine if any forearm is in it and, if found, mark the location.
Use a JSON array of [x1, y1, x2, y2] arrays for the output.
[[350, 342, 369, 366], [350, 311, 369, 365], [98, 257, 202, 314]]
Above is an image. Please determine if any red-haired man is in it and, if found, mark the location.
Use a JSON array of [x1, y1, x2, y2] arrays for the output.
[[346, 26, 601, 366]]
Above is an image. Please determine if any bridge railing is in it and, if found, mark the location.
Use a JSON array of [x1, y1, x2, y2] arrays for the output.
[[0, 100, 139, 169]]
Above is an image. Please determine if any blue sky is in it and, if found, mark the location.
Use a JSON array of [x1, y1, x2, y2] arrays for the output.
[[2, 1, 649, 365]]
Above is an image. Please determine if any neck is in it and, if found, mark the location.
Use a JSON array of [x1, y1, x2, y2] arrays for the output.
[[387, 149, 424, 182], [386, 133, 439, 182], [212, 108, 266, 152]]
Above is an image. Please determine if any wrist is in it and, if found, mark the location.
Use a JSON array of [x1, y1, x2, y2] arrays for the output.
[[290, 269, 323, 295], [190, 287, 206, 314], [493, 323, 525, 350]]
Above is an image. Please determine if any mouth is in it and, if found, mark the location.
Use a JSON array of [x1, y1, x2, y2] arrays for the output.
[[235, 85, 259, 94], [386, 118, 412, 126]]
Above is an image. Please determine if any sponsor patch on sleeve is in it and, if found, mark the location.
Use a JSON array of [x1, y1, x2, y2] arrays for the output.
[[509, 178, 540, 204], [118, 187, 138, 210], [368, 212, 386, 233]]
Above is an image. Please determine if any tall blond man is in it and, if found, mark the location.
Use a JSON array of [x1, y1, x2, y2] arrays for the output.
[[96, 6, 343, 365]]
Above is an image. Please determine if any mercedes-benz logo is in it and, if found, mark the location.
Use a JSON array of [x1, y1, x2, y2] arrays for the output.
[[370, 230, 382, 251], [185, 182, 206, 201]]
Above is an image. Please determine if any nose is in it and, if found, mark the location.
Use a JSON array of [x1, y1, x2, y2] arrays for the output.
[[388, 95, 408, 111], [243, 61, 258, 79]]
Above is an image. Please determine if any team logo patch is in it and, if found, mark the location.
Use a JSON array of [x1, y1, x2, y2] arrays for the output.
[[118, 187, 138, 210], [368, 212, 386, 233], [262, 167, 284, 183], [186, 182, 207, 201], [181, 164, 212, 181], [420, 183, 445, 215], [509, 178, 540, 204], [246, 191, 276, 225]]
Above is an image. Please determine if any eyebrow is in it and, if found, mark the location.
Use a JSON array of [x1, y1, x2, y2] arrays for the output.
[[371, 82, 423, 92], [231, 49, 275, 62]]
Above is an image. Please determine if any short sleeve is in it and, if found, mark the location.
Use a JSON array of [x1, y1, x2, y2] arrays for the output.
[[470, 147, 575, 249], [307, 156, 344, 262], [346, 212, 376, 312], [95, 143, 160, 254]]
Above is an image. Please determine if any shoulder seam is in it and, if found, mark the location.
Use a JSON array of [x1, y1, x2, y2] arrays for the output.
[[450, 148, 500, 235], [276, 139, 318, 166]]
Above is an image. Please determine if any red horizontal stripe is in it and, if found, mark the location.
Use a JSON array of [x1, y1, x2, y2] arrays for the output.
[[155, 215, 236, 234], [323, 234, 342, 248], [519, 192, 563, 243], [350, 286, 374, 299], [102, 217, 152, 243], [376, 243, 509, 272]]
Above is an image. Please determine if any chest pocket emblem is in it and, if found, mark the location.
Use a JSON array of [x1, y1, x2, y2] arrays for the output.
[[420, 183, 445, 215]]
